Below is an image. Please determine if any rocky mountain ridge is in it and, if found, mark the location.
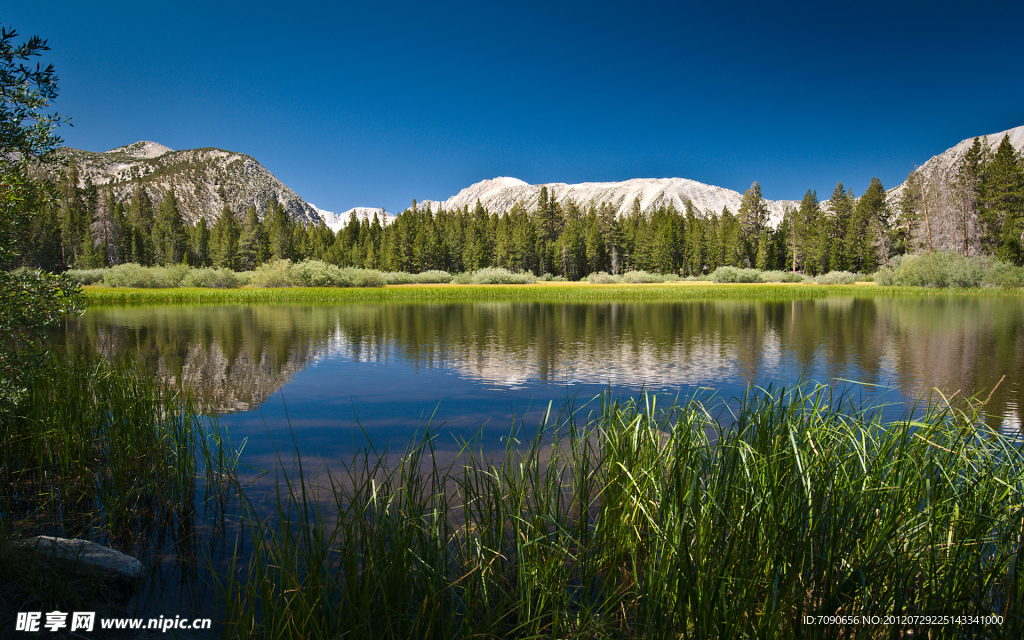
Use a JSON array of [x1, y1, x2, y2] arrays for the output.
[[420, 176, 800, 227], [59, 141, 321, 226], [62, 124, 1024, 232], [887, 124, 1024, 200]]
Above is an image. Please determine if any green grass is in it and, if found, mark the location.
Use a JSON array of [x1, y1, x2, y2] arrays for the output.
[[6, 349, 1022, 637], [216, 386, 1024, 639], [0, 352, 234, 624], [82, 282, 1024, 306]]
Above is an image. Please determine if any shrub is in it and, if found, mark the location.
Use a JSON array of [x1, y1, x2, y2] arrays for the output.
[[384, 270, 453, 284], [587, 271, 621, 284], [249, 259, 300, 287], [621, 270, 664, 283], [180, 267, 243, 289], [708, 266, 760, 283], [877, 251, 1024, 288], [337, 267, 386, 288], [813, 271, 857, 285], [468, 267, 536, 285], [295, 260, 344, 287], [984, 260, 1024, 288], [874, 265, 895, 286], [383, 271, 416, 284], [64, 268, 106, 285], [759, 270, 808, 283], [548, 275, 567, 282], [103, 263, 189, 288], [451, 272, 473, 284]]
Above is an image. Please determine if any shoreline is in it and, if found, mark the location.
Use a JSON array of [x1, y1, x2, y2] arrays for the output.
[[82, 281, 1024, 305]]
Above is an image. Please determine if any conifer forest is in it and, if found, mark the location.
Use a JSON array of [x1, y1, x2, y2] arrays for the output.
[[10, 135, 1024, 279]]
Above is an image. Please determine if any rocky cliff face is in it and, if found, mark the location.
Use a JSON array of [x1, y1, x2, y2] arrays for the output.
[[58, 141, 321, 225], [887, 124, 1024, 201]]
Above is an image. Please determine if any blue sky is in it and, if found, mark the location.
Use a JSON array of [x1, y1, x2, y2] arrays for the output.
[[6, 0, 1023, 214]]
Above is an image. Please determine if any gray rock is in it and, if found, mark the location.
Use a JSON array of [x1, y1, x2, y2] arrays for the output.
[[18, 536, 142, 582]]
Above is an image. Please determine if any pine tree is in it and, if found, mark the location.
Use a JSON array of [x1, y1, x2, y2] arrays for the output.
[[684, 202, 705, 275], [980, 135, 1024, 264], [847, 178, 885, 272], [192, 218, 210, 267], [238, 205, 267, 269], [152, 188, 186, 264], [896, 170, 924, 256], [719, 207, 741, 267], [211, 205, 240, 269], [584, 210, 607, 274], [59, 162, 83, 267], [952, 137, 987, 256], [266, 199, 293, 260], [826, 183, 853, 271], [737, 181, 769, 266], [127, 188, 155, 265], [795, 190, 820, 273]]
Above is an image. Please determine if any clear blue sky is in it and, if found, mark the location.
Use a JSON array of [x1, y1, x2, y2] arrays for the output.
[[6, 1, 1023, 214]]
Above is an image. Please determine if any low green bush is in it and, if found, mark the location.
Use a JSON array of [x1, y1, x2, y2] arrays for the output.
[[875, 252, 1024, 288], [180, 267, 243, 288], [64, 268, 106, 285], [985, 259, 1024, 288], [708, 266, 761, 283], [587, 271, 621, 284], [621, 270, 664, 283], [103, 263, 189, 288], [294, 260, 342, 287], [813, 271, 857, 285], [759, 270, 807, 283], [384, 270, 454, 284], [249, 259, 300, 287], [467, 268, 536, 285], [337, 267, 386, 288]]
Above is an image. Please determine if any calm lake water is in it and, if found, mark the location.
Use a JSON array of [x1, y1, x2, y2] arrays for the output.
[[61, 295, 1024, 470]]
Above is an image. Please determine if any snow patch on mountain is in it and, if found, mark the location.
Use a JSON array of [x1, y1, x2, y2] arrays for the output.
[[421, 176, 800, 227], [312, 204, 394, 232]]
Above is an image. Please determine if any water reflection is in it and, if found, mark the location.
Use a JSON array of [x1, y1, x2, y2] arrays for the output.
[[63, 297, 1024, 439]]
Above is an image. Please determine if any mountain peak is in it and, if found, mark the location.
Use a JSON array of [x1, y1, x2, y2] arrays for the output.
[[105, 141, 174, 159], [421, 175, 797, 226]]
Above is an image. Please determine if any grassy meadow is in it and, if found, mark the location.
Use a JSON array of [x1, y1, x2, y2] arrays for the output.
[[81, 279, 1024, 307]]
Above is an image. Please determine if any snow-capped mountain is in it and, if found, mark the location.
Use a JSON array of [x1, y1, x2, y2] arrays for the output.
[[311, 205, 395, 233], [419, 176, 800, 227]]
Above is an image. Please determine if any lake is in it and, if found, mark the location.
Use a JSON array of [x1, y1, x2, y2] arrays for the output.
[[61, 294, 1024, 472]]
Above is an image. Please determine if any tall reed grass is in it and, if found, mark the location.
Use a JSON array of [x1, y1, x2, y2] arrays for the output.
[[0, 353, 235, 620], [216, 386, 1024, 638]]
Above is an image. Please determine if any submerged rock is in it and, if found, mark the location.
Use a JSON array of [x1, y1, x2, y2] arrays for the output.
[[18, 536, 142, 582]]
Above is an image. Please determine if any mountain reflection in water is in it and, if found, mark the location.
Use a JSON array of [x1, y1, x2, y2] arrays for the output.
[[61, 298, 1024, 445]]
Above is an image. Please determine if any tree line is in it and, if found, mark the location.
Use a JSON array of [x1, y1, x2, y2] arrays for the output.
[[10, 134, 1024, 277]]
